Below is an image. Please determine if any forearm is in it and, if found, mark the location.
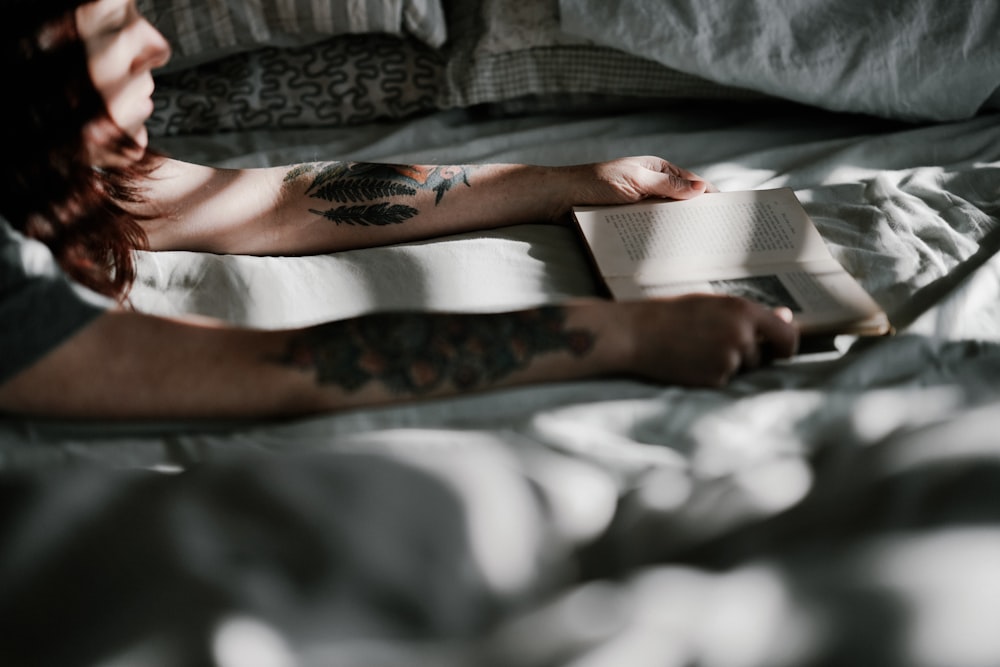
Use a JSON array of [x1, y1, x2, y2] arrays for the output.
[[0, 295, 798, 420], [0, 303, 627, 420], [141, 160, 575, 255], [269, 161, 576, 254], [271, 302, 626, 414], [139, 156, 709, 255]]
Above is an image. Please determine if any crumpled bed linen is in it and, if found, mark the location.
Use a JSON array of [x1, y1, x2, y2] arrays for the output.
[[1, 102, 999, 666]]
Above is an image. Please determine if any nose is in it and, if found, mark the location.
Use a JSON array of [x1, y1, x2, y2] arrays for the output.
[[133, 18, 172, 73]]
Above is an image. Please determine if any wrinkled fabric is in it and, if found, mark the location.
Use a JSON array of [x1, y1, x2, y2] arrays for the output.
[[1, 102, 999, 666], [559, 0, 1000, 121]]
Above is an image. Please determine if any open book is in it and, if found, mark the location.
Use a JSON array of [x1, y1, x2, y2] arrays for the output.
[[573, 188, 890, 336]]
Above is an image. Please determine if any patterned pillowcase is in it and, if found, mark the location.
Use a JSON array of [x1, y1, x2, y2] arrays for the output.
[[438, 0, 762, 110], [148, 34, 446, 136], [139, 0, 448, 72]]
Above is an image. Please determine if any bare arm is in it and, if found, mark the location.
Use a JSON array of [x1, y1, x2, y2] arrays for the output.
[[0, 296, 796, 420], [136, 156, 711, 255]]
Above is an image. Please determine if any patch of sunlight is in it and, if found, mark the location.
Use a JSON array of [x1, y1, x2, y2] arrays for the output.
[[861, 529, 1000, 667], [212, 616, 296, 667]]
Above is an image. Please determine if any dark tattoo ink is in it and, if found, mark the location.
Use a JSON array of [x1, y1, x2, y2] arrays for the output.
[[285, 161, 473, 227], [276, 307, 595, 396], [308, 203, 420, 227], [312, 178, 417, 203]]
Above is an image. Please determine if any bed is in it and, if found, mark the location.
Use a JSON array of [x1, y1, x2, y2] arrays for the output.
[[2, 0, 1000, 664]]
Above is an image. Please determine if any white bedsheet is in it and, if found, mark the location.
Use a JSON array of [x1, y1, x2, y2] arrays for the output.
[[2, 103, 999, 666]]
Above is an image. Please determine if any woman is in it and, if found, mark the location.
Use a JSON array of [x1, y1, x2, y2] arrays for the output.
[[0, 0, 798, 419]]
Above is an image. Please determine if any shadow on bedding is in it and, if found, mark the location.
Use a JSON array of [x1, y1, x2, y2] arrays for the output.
[[0, 452, 518, 667]]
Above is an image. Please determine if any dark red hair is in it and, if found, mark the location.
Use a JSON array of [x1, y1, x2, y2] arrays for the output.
[[0, 0, 152, 301]]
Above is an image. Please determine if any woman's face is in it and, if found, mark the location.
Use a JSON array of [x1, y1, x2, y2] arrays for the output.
[[75, 0, 171, 163]]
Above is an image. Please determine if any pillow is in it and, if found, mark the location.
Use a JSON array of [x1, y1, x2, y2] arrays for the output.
[[558, 0, 1000, 122], [139, 0, 447, 72], [148, 34, 445, 136], [438, 0, 762, 111]]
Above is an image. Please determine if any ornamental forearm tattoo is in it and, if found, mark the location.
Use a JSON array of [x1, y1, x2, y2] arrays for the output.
[[276, 307, 595, 396], [284, 162, 473, 227]]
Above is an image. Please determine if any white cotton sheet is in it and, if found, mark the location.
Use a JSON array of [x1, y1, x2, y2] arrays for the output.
[[130, 225, 600, 329]]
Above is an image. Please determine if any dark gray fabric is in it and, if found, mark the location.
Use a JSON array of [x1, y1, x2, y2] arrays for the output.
[[0, 218, 111, 385], [148, 34, 445, 136]]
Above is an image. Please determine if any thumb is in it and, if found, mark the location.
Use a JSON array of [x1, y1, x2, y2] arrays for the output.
[[645, 158, 710, 200]]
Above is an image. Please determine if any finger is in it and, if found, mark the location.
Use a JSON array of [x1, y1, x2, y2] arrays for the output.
[[646, 170, 708, 200], [711, 347, 744, 387], [754, 307, 800, 359], [773, 306, 794, 323], [740, 336, 763, 371], [661, 161, 717, 195], [655, 158, 701, 182], [640, 158, 710, 200]]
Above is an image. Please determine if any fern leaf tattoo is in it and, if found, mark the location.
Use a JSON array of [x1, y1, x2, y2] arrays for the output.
[[287, 161, 474, 227], [309, 204, 419, 226], [310, 178, 416, 204]]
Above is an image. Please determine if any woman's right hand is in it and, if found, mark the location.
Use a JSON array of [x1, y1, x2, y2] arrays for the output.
[[614, 294, 799, 387]]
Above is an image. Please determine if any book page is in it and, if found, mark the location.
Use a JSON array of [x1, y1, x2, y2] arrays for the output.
[[575, 188, 831, 281], [607, 265, 889, 335], [577, 188, 888, 335]]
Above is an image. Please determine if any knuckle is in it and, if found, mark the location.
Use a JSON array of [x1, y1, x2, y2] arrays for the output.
[[722, 294, 753, 314]]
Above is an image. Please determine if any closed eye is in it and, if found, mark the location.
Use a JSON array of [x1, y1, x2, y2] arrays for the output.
[[97, 0, 134, 36]]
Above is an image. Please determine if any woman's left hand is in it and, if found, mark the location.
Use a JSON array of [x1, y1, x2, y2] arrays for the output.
[[560, 156, 716, 211]]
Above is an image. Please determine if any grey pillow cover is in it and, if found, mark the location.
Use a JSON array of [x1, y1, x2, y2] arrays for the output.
[[439, 0, 760, 110], [139, 0, 448, 72], [559, 0, 1000, 121]]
